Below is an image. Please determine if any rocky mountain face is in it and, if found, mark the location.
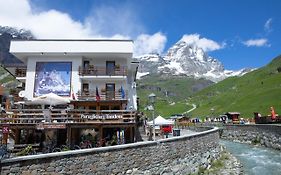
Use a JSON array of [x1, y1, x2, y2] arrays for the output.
[[0, 26, 34, 65], [136, 40, 252, 82]]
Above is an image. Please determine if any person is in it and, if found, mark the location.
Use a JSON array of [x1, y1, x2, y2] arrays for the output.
[[270, 107, 276, 120]]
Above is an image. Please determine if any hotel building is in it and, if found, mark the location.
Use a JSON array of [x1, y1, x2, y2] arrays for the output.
[[1, 39, 139, 149]]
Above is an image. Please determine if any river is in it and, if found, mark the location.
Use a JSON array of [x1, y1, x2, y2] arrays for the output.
[[221, 140, 281, 175]]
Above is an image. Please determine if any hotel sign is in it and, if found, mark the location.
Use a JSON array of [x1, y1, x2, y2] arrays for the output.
[[36, 123, 66, 130], [81, 114, 123, 120]]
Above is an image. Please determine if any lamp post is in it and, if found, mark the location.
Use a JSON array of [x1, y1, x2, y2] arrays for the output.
[[148, 93, 156, 141], [210, 108, 214, 122]]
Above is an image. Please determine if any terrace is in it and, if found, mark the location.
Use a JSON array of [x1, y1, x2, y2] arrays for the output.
[[0, 108, 136, 127]]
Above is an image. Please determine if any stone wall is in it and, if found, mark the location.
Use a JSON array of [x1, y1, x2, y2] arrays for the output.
[[221, 124, 281, 150], [1, 128, 221, 175]]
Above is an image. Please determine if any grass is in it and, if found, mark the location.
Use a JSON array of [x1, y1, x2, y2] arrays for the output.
[[189, 55, 281, 119], [199, 151, 230, 175], [252, 136, 261, 145], [140, 97, 193, 119], [137, 74, 212, 118]]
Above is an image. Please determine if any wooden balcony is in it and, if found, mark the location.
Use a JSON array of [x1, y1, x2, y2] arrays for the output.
[[78, 66, 127, 76], [77, 90, 127, 101], [0, 109, 136, 126]]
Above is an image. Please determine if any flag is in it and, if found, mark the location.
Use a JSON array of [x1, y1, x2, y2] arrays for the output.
[[121, 86, 125, 99], [96, 86, 100, 102]]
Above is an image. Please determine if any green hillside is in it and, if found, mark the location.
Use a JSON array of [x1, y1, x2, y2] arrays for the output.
[[137, 75, 213, 117], [189, 55, 281, 119]]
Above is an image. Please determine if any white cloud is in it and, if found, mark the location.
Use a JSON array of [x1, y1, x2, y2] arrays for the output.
[[264, 18, 273, 33], [243, 38, 269, 47], [85, 4, 145, 38], [180, 34, 225, 52], [0, 0, 92, 38], [0, 0, 166, 56], [134, 32, 167, 56]]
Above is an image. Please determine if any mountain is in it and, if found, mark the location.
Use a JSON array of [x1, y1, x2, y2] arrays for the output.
[[0, 26, 34, 88], [136, 40, 253, 82], [189, 55, 281, 118], [0, 26, 34, 65]]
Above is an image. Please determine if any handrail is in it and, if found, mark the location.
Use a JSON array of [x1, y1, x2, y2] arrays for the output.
[[0, 110, 136, 124], [14, 65, 129, 78], [9, 109, 136, 113], [76, 90, 127, 101], [78, 66, 127, 76]]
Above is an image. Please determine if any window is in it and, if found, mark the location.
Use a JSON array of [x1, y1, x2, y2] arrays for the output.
[[82, 83, 89, 94], [83, 61, 90, 68], [106, 83, 115, 100], [106, 61, 115, 75]]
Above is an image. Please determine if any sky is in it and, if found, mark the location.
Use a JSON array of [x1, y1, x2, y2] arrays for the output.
[[0, 0, 280, 70]]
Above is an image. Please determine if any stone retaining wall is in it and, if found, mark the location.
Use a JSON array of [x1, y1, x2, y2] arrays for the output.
[[221, 124, 281, 150], [1, 127, 221, 175]]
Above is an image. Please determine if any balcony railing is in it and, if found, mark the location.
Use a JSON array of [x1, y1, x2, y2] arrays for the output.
[[14, 66, 128, 77], [78, 66, 127, 76], [15, 67, 27, 77], [0, 109, 136, 125], [77, 90, 127, 101]]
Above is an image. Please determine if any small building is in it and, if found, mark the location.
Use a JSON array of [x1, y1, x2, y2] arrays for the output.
[[173, 116, 190, 128], [225, 112, 240, 124]]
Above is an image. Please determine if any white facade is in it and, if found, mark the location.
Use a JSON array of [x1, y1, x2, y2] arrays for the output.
[[9, 39, 138, 110]]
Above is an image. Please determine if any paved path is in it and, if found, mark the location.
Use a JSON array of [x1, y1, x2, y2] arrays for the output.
[[182, 103, 197, 115], [140, 128, 198, 141]]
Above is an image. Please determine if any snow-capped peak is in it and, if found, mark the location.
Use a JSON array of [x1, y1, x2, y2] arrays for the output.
[[135, 54, 161, 62], [135, 39, 253, 82]]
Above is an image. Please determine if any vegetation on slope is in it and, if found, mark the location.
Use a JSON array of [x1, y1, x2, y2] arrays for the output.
[[0, 65, 16, 88], [137, 75, 213, 118], [189, 55, 281, 118]]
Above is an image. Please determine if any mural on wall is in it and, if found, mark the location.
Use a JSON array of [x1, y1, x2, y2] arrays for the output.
[[34, 62, 72, 97]]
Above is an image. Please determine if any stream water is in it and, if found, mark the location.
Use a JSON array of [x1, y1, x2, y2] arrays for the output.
[[220, 140, 281, 175]]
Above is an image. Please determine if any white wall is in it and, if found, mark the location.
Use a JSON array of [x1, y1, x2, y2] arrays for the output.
[[126, 68, 138, 110], [81, 79, 126, 93]]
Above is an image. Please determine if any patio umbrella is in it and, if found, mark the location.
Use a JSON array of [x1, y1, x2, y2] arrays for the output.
[[147, 116, 174, 125], [28, 93, 70, 106]]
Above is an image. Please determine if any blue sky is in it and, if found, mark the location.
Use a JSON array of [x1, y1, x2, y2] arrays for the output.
[[0, 0, 280, 70]]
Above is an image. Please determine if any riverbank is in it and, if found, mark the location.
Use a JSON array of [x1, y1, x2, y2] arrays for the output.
[[220, 124, 281, 151], [139, 128, 244, 175], [200, 148, 243, 175]]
